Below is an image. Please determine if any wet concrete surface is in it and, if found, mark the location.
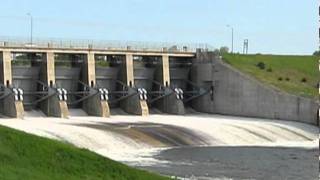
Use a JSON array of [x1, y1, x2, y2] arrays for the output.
[[137, 146, 319, 180]]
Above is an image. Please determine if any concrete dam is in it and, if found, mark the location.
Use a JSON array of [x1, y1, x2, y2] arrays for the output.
[[0, 39, 318, 126]]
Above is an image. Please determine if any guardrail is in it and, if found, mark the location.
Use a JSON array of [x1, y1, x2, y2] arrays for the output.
[[0, 37, 214, 53]]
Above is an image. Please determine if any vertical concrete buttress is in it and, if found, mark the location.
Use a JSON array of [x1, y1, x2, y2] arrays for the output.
[[0, 51, 24, 118], [120, 53, 148, 116], [125, 53, 134, 87], [156, 55, 185, 114], [40, 52, 69, 118], [82, 52, 110, 117], [162, 55, 170, 86], [2, 51, 12, 86], [86, 52, 96, 86], [45, 52, 56, 85]]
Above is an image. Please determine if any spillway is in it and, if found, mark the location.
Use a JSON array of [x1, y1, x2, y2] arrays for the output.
[[0, 111, 317, 165]]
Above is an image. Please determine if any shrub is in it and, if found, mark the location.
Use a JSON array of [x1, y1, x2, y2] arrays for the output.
[[256, 62, 266, 70], [266, 67, 273, 72], [313, 51, 320, 56], [285, 77, 290, 81], [278, 77, 283, 81], [301, 78, 307, 83]]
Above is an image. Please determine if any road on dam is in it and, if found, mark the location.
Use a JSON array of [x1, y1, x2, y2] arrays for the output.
[[0, 109, 318, 179]]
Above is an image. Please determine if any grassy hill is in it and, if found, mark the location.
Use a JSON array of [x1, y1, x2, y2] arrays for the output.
[[222, 54, 319, 99], [0, 125, 168, 180]]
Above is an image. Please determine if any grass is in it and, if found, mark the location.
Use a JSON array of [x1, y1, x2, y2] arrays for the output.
[[0, 125, 169, 180], [222, 54, 319, 99]]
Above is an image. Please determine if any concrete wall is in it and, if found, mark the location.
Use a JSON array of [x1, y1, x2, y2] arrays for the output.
[[192, 52, 319, 125]]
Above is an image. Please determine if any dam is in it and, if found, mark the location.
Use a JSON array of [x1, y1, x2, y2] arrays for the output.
[[0, 38, 318, 126], [0, 38, 318, 179]]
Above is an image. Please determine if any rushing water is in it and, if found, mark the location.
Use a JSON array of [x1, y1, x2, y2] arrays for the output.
[[135, 146, 319, 180], [0, 109, 318, 179]]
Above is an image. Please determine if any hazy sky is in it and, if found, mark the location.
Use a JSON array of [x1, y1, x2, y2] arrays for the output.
[[0, 0, 317, 55]]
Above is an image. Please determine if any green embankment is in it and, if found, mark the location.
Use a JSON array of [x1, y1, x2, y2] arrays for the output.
[[222, 54, 319, 99], [0, 125, 168, 180]]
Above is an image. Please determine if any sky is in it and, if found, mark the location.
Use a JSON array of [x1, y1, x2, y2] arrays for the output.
[[0, 0, 317, 55]]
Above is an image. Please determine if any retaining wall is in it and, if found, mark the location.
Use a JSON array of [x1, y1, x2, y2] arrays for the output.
[[192, 52, 319, 125]]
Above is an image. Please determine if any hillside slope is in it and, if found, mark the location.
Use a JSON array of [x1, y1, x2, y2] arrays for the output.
[[0, 125, 168, 180], [222, 54, 319, 99]]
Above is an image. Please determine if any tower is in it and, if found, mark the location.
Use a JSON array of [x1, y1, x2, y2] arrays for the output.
[[243, 39, 249, 54]]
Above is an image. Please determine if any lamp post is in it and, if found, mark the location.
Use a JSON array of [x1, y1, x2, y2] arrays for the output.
[[27, 13, 33, 45], [226, 25, 234, 53]]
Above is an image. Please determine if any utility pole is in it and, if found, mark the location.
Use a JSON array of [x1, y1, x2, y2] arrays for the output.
[[318, 0, 320, 121], [27, 13, 33, 45], [243, 39, 249, 54], [227, 25, 234, 53]]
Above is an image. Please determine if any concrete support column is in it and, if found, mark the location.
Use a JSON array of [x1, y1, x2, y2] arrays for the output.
[[44, 52, 55, 85], [156, 55, 185, 115], [82, 52, 110, 117], [162, 55, 170, 86], [125, 54, 134, 87], [40, 52, 69, 118], [1, 51, 12, 87], [86, 52, 96, 87], [120, 53, 148, 116], [0, 51, 24, 118]]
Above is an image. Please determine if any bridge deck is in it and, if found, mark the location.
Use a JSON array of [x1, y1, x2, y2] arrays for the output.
[[0, 46, 196, 57], [0, 37, 211, 57]]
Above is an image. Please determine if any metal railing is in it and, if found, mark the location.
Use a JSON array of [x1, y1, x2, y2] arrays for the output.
[[0, 36, 214, 53]]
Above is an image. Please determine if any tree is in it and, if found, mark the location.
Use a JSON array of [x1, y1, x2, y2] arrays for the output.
[[313, 50, 320, 56], [220, 46, 229, 54], [213, 49, 220, 55]]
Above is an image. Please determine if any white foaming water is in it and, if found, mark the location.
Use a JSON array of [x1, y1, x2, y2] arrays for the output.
[[0, 109, 318, 166]]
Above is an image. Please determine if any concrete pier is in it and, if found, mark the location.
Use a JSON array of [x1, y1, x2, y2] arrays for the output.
[[0, 51, 24, 118], [1, 51, 12, 86], [161, 55, 170, 86], [40, 52, 69, 118], [120, 54, 149, 116], [40, 88, 69, 118], [82, 52, 110, 117], [82, 88, 110, 117], [156, 55, 185, 115]]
